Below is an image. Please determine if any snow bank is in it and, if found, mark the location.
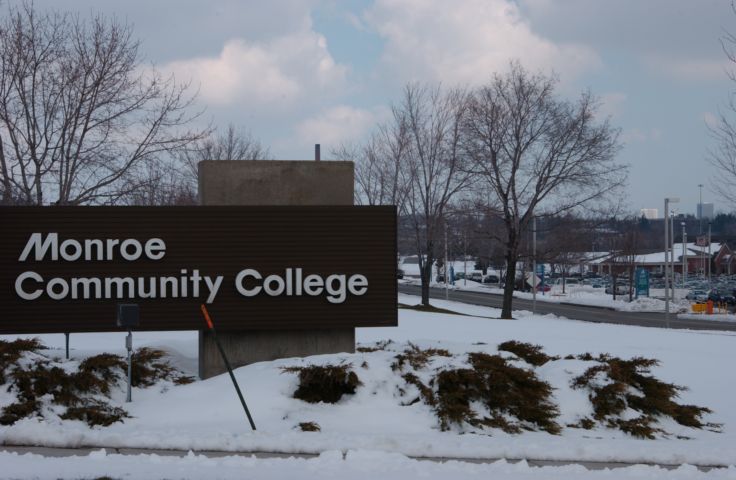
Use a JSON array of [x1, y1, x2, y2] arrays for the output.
[[1, 295, 734, 467]]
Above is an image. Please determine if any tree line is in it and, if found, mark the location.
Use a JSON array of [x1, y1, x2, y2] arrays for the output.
[[339, 65, 627, 318]]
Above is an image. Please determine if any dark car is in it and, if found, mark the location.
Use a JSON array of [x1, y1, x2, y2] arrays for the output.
[[397, 268, 405, 280], [708, 289, 736, 305], [605, 283, 631, 296], [483, 274, 500, 284]]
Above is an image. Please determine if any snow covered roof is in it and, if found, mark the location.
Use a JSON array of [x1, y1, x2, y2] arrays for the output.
[[603, 242, 726, 265]]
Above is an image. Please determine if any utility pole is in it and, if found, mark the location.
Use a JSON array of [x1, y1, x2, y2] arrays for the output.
[[664, 197, 679, 327], [445, 222, 449, 300], [463, 230, 467, 286], [664, 203, 669, 325], [698, 183, 704, 277], [681, 222, 687, 287], [698, 184, 703, 235], [708, 221, 712, 288], [532, 216, 537, 315], [670, 211, 676, 294]]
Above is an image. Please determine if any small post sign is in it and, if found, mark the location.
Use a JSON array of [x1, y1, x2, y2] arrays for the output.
[[635, 268, 650, 298]]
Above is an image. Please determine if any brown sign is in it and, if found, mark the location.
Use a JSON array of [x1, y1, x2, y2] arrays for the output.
[[0, 206, 397, 334]]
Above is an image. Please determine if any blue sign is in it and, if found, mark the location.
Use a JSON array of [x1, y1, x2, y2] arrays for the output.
[[635, 268, 649, 298]]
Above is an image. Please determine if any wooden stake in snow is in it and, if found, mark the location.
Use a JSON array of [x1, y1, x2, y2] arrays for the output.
[[200, 304, 257, 431]]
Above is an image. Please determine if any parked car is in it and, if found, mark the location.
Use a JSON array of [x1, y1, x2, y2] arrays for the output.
[[535, 284, 552, 293], [397, 268, 404, 280], [483, 274, 500, 284], [707, 289, 736, 305], [685, 290, 708, 302], [605, 283, 631, 296], [468, 272, 483, 282]]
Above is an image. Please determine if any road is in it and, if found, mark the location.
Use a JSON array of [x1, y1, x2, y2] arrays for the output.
[[398, 284, 736, 332]]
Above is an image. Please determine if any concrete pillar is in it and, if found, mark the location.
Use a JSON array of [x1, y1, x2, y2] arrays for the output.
[[197, 160, 355, 379]]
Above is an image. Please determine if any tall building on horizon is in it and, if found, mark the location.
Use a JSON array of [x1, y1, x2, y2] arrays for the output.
[[640, 208, 658, 220], [697, 202, 714, 220]]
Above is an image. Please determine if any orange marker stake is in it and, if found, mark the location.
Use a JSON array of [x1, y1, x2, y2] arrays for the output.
[[200, 304, 257, 431]]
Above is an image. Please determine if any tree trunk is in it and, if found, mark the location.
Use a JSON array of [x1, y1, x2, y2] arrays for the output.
[[501, 245, 518, 319]]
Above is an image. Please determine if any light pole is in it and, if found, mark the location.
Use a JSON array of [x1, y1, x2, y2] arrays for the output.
[[532, 215, 537, 315], [698, 183, 704, 277], [664, 197, 679, 328], [708, 221, 712, 288], [698, 184, 704, 235], [463, 230, 467, 287], [445, 222, 449, 300], [681, 221, 687, 287]]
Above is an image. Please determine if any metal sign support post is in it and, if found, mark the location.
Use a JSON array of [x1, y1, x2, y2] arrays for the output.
[[64, 333, 70, 360], [116, 304, 140, 403], [200, 305, 257, 431], [126, 329, 132, 403]]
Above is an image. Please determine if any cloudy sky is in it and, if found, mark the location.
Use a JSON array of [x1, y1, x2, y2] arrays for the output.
[[27, 0, 736, 215]]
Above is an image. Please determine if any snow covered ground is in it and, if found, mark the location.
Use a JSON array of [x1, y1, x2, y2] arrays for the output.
[[1, 294, 735, 478]]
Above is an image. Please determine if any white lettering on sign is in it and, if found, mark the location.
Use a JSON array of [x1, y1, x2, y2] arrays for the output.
[[14, 234, 369, 305], [14, 269, 224, 304], [18, 233, 167, 262], [234, 268, 368, 304]]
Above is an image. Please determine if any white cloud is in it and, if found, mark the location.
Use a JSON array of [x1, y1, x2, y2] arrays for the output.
[[294, 105, 388, 150], [364, 0, 601, 86], [160, 31, 349, 107]]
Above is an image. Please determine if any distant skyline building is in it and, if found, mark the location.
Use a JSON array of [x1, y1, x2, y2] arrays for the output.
[[640, 208, 659, 220], [697, 203, 714, 220]]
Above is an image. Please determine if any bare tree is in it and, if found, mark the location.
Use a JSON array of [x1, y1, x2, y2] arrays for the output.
[[400, 84, 473, 306], [0, 3, 205, 205], [179, 123, 270, 190], [463, 62, 626, 318], [333, 117, 410, 208], [709, 3, 736, 208], [118, 158, 196, 206]]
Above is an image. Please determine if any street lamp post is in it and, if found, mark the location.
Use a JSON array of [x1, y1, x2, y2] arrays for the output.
[[698, 183, 704, 276], [445, 223, 449, 301], [664, 197, 679, 328], [463, 230, 467, 287], [532, 216, 537, 315], [698, 184, 703, 234], [681, 222, 687, 287], [708, 221, 712, 287]]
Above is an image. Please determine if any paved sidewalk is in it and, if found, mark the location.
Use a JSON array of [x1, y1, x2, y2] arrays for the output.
[[1, 444, 727, 472]]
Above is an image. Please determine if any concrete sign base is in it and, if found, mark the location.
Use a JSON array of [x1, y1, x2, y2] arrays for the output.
[[197, 160, 356, 379]]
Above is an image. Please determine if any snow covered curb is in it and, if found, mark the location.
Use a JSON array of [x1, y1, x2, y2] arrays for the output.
[[677, 313, 736, 323], [2, 422, 734, 467], [2, 449, 734, 480]]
